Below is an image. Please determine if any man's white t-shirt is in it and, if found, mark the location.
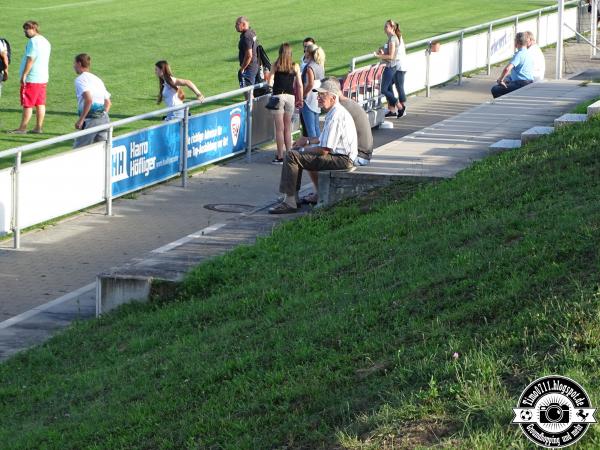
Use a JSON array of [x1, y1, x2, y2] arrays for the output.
[[319, 101, 358, 161], [529, 44, 545, 82], [74, 71, 110, 115]]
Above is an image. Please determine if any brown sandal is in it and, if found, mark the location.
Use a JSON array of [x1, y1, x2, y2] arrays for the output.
[[268, 203, 298, 214]]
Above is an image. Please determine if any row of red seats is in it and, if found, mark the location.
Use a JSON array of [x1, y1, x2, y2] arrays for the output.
[[341, 63, 387, 111]]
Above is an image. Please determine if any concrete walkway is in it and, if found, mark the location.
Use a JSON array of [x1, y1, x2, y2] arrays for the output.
[[361, 80, 600, 178], [1, 41, 598, 361]]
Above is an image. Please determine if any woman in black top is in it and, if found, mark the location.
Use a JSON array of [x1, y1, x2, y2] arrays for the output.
[[269, 43, 303, 164]]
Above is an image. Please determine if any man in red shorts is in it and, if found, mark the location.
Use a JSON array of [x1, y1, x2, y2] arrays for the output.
[[9, 21, 51, 134]]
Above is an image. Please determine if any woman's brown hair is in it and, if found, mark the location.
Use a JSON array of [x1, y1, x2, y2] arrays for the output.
[[386, 20, 402, 40], [155, 60, 181, 104], [274, 43, 294, 73]]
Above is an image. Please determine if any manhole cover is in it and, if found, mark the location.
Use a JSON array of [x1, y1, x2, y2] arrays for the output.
[[203, 203, 255, 213]]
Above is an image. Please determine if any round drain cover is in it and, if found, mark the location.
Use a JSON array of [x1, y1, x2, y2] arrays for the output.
[[203, 203, 255, 213]]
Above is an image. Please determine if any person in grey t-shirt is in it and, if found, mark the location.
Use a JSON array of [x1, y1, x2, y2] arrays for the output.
[[339, 94, 373, 166]]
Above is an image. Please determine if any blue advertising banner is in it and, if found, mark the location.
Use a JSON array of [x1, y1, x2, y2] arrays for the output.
[[111, 122, 181, 197], [187, 103, 247, 169]]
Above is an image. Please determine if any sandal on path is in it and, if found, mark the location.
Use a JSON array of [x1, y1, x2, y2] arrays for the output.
[[29, 129, 43, 134], [268, 203, 298, 214], [7, 129, 27, 134]]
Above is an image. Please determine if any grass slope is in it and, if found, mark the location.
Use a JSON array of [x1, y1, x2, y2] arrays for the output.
[[2, 116, 600, 448], [0, 0, 555, 158]]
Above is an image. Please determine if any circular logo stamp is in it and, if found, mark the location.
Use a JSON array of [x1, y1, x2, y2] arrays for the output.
[[512, 375, 596, 448]]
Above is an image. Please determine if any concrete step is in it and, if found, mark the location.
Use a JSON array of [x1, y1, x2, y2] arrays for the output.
[[554, 113, 588, 128], [587, 100, 600, 118], [489, 139, 522, 152], [521, 126, 554, 144]]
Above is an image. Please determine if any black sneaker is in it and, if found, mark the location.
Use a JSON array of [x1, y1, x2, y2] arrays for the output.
[[271, 158, 284, 164], [397, 107, 407, 118], [384, 110, 396, 118]]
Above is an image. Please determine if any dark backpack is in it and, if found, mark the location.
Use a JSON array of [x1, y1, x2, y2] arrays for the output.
[[256, 44, 271, 72], [0, 38, 11, 71], [253, 42, 272, 97]]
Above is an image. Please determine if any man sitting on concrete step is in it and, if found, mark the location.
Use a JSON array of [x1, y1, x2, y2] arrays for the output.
[[269, 77, 357, 214], [297, 77, 374, 205], [491, 32, 533, 99]]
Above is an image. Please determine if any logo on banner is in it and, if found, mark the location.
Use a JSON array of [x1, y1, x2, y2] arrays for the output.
[[491, 31, 511, 57], [230, 108, 242, 147], [512, 375, 596, 448], [111, 145, 129, 182]]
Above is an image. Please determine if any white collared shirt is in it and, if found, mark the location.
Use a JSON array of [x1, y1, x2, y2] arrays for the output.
[[319, 100, 358, 161]]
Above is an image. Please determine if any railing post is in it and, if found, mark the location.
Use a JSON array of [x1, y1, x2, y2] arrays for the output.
[[537, 10, 542, 46], [515, 16, 519, 35], [591, 0, 595, 58], [557, 0, 565, 79], [425, 43, 431, 98], [105, 127, 113, 216], [458, 31, 464, 85], [350, 57, 356, 72], [246, 87, 254, 163], [181, 107, 189, 188], [12, 151, 21, 249], [487, 23, 492, 75], [593, 0, 598, 57]]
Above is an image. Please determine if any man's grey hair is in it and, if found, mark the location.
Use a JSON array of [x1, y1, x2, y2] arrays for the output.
[[524, 30, 536, 42], [515, 32, 528, 47], [236, 16, 249, 25]]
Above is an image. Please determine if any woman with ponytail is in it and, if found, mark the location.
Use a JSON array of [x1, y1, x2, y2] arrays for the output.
[[392, 22, 407, 117], [374, 20, 405, 118], [154, 60, 204, 120]]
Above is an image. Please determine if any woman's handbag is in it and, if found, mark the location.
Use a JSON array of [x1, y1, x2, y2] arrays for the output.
[[265, 95, 280, 110]]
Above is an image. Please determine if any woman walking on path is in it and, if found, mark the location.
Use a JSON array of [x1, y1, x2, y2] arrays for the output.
[[392, 21, 408, 117], [301, 44, 325, 138], [374, 20, 405, 118], [269, 43, 303, 164], [154, 60, 204, 121]]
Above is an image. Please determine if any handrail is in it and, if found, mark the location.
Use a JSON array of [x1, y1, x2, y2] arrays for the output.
[[349, 0, 580, 70], [0, 82, 267, 160], [564, 22, 600, 51]]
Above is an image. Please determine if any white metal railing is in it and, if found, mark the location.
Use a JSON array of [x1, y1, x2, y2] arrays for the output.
[[349, 0, 581, 96], [0, 82, 267, 249]]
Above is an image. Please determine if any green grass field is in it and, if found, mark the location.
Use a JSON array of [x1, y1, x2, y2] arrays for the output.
[[0, 0, 555, 161], [2, 113, 600, 449]]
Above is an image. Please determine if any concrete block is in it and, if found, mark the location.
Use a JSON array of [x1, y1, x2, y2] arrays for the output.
[[489, 139, 521, 152], [521, 126, 554, 144], [96, 274, 152, 316], [318, 170, 437, 207], [587, 100, 600, 118], [554, 113, 587, 128]]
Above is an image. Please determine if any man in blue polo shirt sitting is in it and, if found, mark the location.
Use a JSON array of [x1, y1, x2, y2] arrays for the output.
[[491, 32, 533, 99]]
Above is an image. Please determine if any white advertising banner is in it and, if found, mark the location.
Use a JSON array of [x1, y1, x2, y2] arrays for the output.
[[0, 168, 12, 234], [18, 142, 105, 229], [462, 33, 491, 73], [489, 26, 516, 65], [404, 51, 427, 95], [429, 41, 461, 87]]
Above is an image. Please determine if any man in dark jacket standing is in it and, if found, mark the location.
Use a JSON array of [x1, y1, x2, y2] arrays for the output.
[[235, 16, 260, 88]]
